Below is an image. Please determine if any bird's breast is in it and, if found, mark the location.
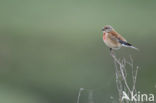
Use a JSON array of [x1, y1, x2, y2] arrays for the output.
[[103, 32, 121, 49], [103, 32, 107, 41]]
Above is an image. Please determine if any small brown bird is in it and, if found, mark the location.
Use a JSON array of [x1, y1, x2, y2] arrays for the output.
[[102, 25, 138, 51]]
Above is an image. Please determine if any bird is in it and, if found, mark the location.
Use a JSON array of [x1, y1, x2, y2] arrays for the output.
[[102, 25, 138, 52]]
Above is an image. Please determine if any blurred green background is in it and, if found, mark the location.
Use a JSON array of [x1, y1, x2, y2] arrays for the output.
[[0, 0, 156, 103]]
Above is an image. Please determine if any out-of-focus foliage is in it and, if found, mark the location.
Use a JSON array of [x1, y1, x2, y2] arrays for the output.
[[0, 0, 156, 103]]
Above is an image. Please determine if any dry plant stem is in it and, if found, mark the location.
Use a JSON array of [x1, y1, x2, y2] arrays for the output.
[[77, 88, 84, 103], [88, 90, 94, 103], [76, 88, 94, 103], [76, 52, 139, 103], [110, 52, 139, 103], [111, 52, 131, 93]]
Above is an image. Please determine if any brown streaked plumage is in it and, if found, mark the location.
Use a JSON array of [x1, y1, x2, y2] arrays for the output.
[[102, 25, 138, 51], [110, 30, 127, 42]]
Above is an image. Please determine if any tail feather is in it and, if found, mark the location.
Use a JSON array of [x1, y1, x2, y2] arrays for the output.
[[122, 43, 139, 51], [129, 46, 139, 51], [119, 40, 139, 51]]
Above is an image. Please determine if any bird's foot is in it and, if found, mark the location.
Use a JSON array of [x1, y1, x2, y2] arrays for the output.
[[109, 48, 115, 56]]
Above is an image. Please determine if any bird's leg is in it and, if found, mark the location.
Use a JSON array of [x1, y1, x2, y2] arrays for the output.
[[110, 48, 112, 52], [109, 48, 114, 56]]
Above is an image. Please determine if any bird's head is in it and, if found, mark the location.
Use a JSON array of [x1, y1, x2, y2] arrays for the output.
[[102, 25, 113, 33]]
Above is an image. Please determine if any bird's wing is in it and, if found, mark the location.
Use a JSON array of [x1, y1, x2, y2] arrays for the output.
[[108, 31, 132, 46], [118, 39, 132, 46], [109, 33, 131, 46], [109, 31, 139, 51], [110, 31, 127, 42]]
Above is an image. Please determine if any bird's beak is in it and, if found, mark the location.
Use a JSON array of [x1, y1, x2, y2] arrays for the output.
[[102, 28, 105, 31]]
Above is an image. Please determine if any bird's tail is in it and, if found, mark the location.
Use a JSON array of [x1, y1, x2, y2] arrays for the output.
[[120, 41, 139, 51], [129, 45, 139, 51], [122, 44, 139, 51], [119, 40, 139, 51]]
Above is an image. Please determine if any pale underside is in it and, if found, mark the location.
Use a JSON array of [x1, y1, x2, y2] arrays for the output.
[[103, 33, 122, 50]]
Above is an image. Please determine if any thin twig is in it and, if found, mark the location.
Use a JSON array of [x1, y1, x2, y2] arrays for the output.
[[77, 88, 84, 103], [110, 52, 139, 103], [111, 53, 131, 93]]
